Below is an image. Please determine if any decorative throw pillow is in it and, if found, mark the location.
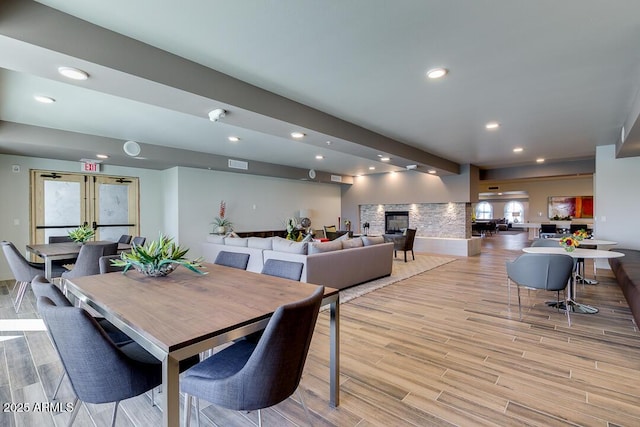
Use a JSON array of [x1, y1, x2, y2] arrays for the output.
[[272, 236, 308, 255], [301, 233, 314, 242], [308, 240, 343, 254], [361, 235, 385, 246], [247, 237, 273, 250], [335, 232, 351, 241], [342, 238, 364, 249]]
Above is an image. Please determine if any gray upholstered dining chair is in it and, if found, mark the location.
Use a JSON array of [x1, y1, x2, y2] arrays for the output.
[[214, 251, 250, 270], [49, 235, 77, 268], [506, 253, 575, 325], [1, 240, 65, 312], [117, 234, 132, 244], [181, 286, 324, 427], [261, 259, 304, 281], [37, 296, 164, 426], [61, 242, 118, 279], [131, 236, 146, 246], [31, 275, 133, 400], [99, 254, 125, 274], [530, 238, 561, 248]]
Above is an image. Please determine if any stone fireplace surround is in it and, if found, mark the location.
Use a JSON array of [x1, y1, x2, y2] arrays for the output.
[[358, 203, 479, 256]]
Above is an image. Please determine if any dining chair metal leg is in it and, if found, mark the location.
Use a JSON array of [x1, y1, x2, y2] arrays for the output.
[[507, 278, 512, 309], [67, 397, 80, 426], [182, 393, 191, 427], [297, 388, 313, 427], [110, 401, 120, 427], [196, 397, 200, 427], [517, 284, 523, 320], [14, 281, 29, 312], [52, 371, 65, 400], [258, 408, 262, 427]]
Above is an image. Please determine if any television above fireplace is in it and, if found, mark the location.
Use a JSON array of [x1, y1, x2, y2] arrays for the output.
[[385, 211, 409, 234]]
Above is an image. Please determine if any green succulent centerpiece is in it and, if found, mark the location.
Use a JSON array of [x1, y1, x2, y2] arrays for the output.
[[68, 225, 95, 243], [111, 234, 206, 277]]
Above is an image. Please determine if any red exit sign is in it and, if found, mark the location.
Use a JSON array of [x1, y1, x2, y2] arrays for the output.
[[82, 162, 100, 172]]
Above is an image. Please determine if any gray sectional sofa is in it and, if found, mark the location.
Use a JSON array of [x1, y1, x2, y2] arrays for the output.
[[609, 249, 640, 326], [202, 235, 393, 290]]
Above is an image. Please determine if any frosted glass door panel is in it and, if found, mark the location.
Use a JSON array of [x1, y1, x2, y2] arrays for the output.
[[94, 176, 139, 241], [43, 181, 81, 243]]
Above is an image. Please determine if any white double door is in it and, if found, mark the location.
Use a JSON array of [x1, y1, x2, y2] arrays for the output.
[[31, 170, 139, 244]]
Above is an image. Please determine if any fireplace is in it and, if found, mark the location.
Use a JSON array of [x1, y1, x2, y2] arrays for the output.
[[385, 211, 409, 234]]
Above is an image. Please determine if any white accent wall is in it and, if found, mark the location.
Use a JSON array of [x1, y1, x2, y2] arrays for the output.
[[594, 145, 640, 251]]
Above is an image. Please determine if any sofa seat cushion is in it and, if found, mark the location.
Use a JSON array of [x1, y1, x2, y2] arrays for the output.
[[308, 240, 342, 254], [272, 236, 308, 255]]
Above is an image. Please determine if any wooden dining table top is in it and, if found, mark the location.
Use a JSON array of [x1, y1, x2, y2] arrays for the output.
[[27, 241, 131, 258], [65, 262, 337, 354]]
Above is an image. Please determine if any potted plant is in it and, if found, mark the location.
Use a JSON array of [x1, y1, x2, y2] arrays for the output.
[[111, 234, 205, 276], [68, 225, 95, 243], [212, 200, 233, 234]]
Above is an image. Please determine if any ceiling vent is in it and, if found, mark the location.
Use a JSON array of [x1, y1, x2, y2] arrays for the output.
[[488, 186, 499, 190], [228, 159, 248, 170], [331, 175, 343, 183]]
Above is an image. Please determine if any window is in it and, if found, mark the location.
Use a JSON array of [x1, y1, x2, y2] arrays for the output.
[[475, 202, 493, 220], [504, 201, 524, 223]]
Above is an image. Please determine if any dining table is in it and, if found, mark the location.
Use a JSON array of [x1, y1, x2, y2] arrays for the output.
[[548, 238, 618, 283], [26, 241, 131, 279], [522, 246, 624, 314], [64, 263, 340, 427]]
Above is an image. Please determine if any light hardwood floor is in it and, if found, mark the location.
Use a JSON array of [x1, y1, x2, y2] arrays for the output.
[[1, 231, 639, 426]]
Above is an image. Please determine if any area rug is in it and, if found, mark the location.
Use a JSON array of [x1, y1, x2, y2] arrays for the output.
[[335, 254, 457, 305]]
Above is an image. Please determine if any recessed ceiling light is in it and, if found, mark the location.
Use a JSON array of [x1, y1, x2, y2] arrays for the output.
[[369, 166, 376, 170], [485, 121, 500, 130], [315, 155, 324, 160], [536, 158, 545, 163], [58, 66, 89, 80], [291, 132, 305, 139], [428, 169, 437, 174], [96, 154, 109, 159], [513, 147, 524, 153], [426, 67, 448, 79], [228, 136, 240, 142], [34, 95, 55, 104], [380, 157, 391, 162], [326, 140, 332, 145]]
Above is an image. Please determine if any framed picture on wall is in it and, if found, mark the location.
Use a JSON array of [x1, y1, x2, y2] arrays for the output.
[[548, 196, 593, 218]]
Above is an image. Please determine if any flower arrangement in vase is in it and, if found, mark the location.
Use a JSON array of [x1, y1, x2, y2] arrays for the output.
[[572, 229, 589, 241], [68, 225, 95, 243], [559, 235, 580, 252], [111, 233, 205, 276], [212, 200, 233, 234], [285, 217, 300, 241]]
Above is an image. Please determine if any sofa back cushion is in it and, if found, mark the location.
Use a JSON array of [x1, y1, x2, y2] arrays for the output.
[[308, 240, 343, 254], [206, 234, 225, 244], [342, 238, 364, 249], [272, 237, 308, 255], [224, 237, 249, 247], [361, 235, 385, 246], [247, 237, 273, 250]]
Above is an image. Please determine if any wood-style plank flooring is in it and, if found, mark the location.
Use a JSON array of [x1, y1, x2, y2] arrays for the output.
[[1, 231, 639, 426]]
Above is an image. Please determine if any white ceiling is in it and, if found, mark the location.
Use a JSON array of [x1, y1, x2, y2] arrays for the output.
[[1, 0, 640, 178]]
